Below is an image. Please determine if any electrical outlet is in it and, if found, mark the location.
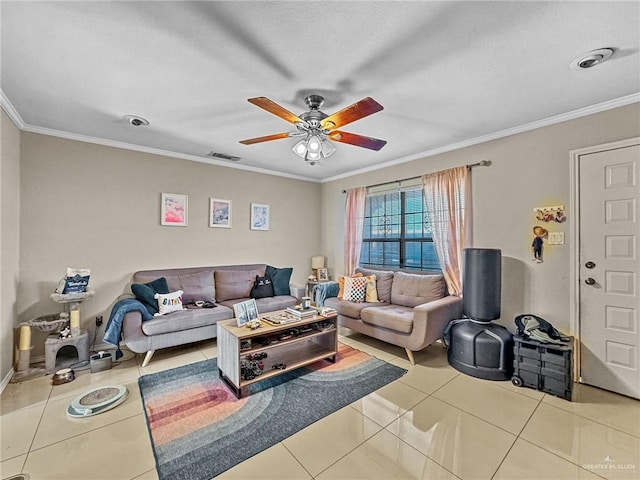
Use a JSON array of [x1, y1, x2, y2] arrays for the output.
[[95, 316, 103, 327]]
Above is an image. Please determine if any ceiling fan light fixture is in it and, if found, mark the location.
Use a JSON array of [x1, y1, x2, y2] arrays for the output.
[[321, 139, 336, 158], [307, 134, 322, 153], [293, 139, 308, 158], [305, 151, 321, 162]]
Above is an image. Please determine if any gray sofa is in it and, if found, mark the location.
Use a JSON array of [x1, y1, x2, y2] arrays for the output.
[[120, 264, 303, 366], [324, 267, 462, 364]]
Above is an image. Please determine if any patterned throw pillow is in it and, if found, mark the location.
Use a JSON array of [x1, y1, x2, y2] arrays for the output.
[[343, 276, 367, 303], [154, 290, 184, 315], [337, 273, 363, 299]]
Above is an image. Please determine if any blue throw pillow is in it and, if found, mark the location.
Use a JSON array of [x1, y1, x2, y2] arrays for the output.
[[131, 277, 169, 315], [266, 266, 292, 296]]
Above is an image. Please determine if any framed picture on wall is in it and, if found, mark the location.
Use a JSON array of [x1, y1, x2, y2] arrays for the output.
[[250, 203, 270, 231], [161, 193, 188, 226], [209, 198, 231, 228]]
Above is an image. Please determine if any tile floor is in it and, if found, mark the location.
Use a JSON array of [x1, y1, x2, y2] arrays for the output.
[[1, 329, 639, 480]]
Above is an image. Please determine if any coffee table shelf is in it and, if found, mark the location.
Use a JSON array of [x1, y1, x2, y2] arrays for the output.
[[217, 312, 337, 398]]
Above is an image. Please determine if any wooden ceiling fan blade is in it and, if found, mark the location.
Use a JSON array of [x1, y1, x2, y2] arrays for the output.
[[321, 97, 384, 130], [239, 132, 291, 145], [247, 97, 304, 124], [328, 131, 387, 151]]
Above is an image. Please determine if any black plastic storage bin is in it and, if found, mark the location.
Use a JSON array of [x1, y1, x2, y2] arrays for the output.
[[512, 334, 573, 400]]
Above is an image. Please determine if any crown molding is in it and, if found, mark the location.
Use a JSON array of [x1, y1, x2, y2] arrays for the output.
[[19, 124, 319, 183], [0, 89, 26, 129], [322, 92, 640, 184]]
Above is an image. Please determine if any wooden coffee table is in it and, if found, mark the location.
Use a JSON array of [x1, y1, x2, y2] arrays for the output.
[[217, 310, 338, 398]]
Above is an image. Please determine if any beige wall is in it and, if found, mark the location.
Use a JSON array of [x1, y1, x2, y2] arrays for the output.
[[1, 110, 21, 382], [19, 133, 321, 353], [320, 103, 640, 333]]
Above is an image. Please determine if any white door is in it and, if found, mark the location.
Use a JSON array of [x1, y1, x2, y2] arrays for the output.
[[578, 140, 640, 399]]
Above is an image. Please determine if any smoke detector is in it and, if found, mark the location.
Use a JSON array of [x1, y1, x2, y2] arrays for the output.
[[570, 48, 613, 70]]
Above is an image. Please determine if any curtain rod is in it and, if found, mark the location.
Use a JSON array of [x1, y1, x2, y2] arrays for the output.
[[341, 160, 491, 193]]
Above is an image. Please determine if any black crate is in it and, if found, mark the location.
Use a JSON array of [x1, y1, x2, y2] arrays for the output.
[[512, 334, 573, 401]]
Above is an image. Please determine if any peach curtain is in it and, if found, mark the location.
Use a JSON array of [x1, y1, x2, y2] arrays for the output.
[[344, 187, 367, 275], [422, 166, 471, 297]]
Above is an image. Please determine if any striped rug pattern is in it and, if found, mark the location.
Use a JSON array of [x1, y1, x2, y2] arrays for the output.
[[139, 343, 406, 480]]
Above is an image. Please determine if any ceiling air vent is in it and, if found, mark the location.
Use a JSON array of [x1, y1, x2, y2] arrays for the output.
[[207, 152, 242, 162]]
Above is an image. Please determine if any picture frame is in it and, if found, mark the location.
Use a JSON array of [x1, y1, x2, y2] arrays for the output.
[[250, 203, 270, 231], [161, 193, 188, 226], [317, 268, 329, 281], [209, 198, 231, 228], [233, 299, 259, 327]]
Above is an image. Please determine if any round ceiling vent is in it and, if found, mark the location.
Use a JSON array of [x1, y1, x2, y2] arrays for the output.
[[124, 115, 149, 126], [570, 48, 613, 70]]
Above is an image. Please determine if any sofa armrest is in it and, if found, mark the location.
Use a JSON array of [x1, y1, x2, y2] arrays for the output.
[[290, 284, 306, 302], [409, 295, 463, 350], [121, 310, 145, 342]]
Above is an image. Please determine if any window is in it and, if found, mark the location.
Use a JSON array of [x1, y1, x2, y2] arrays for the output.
[[359, 188, 441, 271]]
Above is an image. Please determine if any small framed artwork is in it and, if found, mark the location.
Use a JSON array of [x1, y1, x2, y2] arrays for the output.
[[317, 268, 329, 281], [161, 193, 188, 226], [250, 203, 270, 231], [233, 299, 259, 327], [209, 198, 231, 228]]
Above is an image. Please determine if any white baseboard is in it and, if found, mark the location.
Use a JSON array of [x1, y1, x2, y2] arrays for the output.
[[1, 367, 15, 394]]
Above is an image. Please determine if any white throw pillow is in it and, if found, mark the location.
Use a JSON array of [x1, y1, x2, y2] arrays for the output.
[[343, 276, 367, 303], [154, 290, 184, 315]]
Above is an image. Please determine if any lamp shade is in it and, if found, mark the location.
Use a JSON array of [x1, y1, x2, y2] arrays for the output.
[[311, 256, 325, 269]]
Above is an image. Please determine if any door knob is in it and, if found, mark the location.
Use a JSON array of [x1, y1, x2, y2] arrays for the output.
[[585, 278, 596, 285], [585, 261, 596, 269]]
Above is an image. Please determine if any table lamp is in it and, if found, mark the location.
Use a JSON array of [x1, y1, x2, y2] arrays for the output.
[[311, 255, 325, 279]]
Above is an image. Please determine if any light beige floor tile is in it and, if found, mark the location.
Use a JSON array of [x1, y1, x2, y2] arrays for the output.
[[32, 379, 143, 450], [219, 443, 312, 479], [137, 344, 208, 374], [0, 404, 44, 462], [131, 468, 159, 479], [397, 362, 459, 395], [542, 382, 640, 438], [351, 380, 428, 427], [0, 454, 26, 478], [282, 406, 383, 477], [0, 375, 52, 414], [197, 338, 218, 359], [23, 414, 155, 480], [47, 360, 140, 402], [432, 374, 541, 434], [317, 428, 459, 480], [387, 396, 516, 480], [493, 378, 546, 401], [494, 438, 603, 480], [521, 403, 640, 479]]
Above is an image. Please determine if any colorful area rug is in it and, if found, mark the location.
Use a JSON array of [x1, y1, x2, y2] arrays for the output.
[[139, 343, 406, 480]]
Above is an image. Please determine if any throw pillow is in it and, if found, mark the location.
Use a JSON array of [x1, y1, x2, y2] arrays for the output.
[[337, 273, 363, 299], [343, 276, 367, 303], [250, 275, 274, 299], [154, 290, 184, 315], [266, 265, 292, 296], [131, 277, 169, 315], [364, 275, 380, 302]]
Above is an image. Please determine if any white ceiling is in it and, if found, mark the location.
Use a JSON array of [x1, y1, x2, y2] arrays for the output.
[[2, 1, 639, 182]]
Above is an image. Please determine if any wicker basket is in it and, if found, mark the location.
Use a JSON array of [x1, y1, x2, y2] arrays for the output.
[[26, 314, 69, 333]]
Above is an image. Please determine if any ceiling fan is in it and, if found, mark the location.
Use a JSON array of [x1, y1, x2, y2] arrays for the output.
[[239, 95, 386, 165]]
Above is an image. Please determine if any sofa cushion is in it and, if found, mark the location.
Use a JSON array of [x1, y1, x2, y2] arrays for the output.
[[343, 276, 367, 302], [154, 290, 184, 315], [355, 268, 394, 303], [141, 305, 234, 336], [215, 269, 262, 301], [131, 277, 169, 315], [391, 272, 446, 308], [177, 271, 216, 304], [361, 304, 414, 334], [324, 297, 383, 319], [265, 266, 293, 296]]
